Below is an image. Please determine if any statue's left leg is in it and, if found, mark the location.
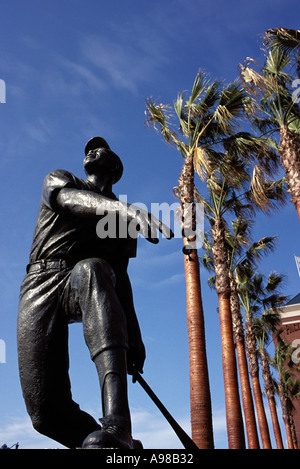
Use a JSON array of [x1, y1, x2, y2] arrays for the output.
[[82, 348, 137, 449], [67, 258, 142, 449]]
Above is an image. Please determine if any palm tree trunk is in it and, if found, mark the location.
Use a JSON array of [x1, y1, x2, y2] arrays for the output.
[[278, 373, 294, 449], [284, 416, 294, 449], [260, 349, 284, 448], [289, 414, 298, 449], [211, 219, 245, 449], [251, 373, 272, 448], [183, 239, 214, 448], [179, 152, 214, 449], [284, 421, 294, 449], [230, 276, 260, 449], [279, 125, 300, 221], [268, 396, 284, 449], [245, 317, 272, 448]]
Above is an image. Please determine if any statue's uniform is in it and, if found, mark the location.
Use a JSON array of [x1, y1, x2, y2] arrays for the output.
[[17, 169, 137, 447]]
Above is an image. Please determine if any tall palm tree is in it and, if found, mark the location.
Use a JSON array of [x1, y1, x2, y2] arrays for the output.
[[226, 221, 277, 449], [197, 154, 252, 449], [202, 219, 279, 448], [236, 270, 285, 448], [146, 70, 286, 448], [254, 309, 285, 448], [146, 73, 258, 448], [146, 72, 260, 448], [239, 46, 300, 220], [145, 71, 216, 449]]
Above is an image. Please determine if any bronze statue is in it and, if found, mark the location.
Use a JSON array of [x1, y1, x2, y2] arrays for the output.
[[17, 137, 173, 449]]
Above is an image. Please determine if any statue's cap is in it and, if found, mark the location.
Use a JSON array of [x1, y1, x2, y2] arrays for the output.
[[84, 136, 110, 155]]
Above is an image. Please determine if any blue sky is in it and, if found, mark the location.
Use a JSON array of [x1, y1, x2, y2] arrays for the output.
[[0, 0, 300, 449]]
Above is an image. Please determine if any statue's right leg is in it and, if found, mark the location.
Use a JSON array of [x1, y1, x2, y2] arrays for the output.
[[17, 269, 101, 448]]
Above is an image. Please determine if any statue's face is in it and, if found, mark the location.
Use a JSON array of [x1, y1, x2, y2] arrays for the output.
[[84, 147, 113, 176], [84, 147, 123, 183]]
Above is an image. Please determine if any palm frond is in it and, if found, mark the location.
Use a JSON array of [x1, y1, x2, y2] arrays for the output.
[[265, 271, 286, 292], [174, 92, 188, 136], [195, 81, 221, 115], [262, 49, 291, 82], [264, 28, 300, 57], [193, 146, 212, 179], [245, 236, 277, 265], [239, 59, 267, 95], [213, 81, 247, 134], [186, 70, 211, 105], [250, 164, 271, 210], [145, 99, 176, 144]]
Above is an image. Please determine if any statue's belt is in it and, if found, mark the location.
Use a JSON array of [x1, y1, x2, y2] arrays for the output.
[[26, 259, 72, 274]]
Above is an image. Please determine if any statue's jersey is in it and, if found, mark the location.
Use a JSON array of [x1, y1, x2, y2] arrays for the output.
[[29, 169, 137, 266]]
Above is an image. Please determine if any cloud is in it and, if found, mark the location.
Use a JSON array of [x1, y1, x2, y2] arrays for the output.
[[80, 27, 168, 94], [0, 409, 188, 450], [0, 404, 228, 449], [24, 118, 53, 144], [0, 415, 65, 449], [131, 409, 191, 449], [54, 56, 107, 94]]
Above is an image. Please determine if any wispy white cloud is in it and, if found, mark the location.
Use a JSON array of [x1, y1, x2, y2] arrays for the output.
[[0, 409, 188, 450], [24, 117, 53, 144], [0, 401, 228, 449], [0, 415, 65, 449], [151, 272, 186, 289], [131, 408, 191, 449], [80, 26, 168, 94], [52, 56, 107, 95]]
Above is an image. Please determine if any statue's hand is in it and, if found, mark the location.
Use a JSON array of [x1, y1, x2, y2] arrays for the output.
[[129, 206, 174, 244], [127, 338, 146, 375]]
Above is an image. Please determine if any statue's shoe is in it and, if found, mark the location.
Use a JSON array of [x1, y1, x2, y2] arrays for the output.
[[82, 415, 143, 449]]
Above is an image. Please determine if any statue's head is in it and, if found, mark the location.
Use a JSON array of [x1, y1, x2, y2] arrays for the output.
[[84, 136, 123, 184]]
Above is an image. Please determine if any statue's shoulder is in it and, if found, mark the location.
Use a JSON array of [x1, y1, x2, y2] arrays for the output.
[[43, 169, 82, 188], [44, 169, 75, 180]]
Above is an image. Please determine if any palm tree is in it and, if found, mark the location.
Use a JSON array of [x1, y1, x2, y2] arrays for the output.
[[146, 72, 260, 448], [146, 71, 259, 448], [197, 153, 253, 449], [226, 221, 277, 449], [146, 70, 287, 448], [145, 71, 216, 448], [236, 270, 286, 448], [239, 45, 300, 220], [254, 310, 285, 448], [202, 219, 280, 448]]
